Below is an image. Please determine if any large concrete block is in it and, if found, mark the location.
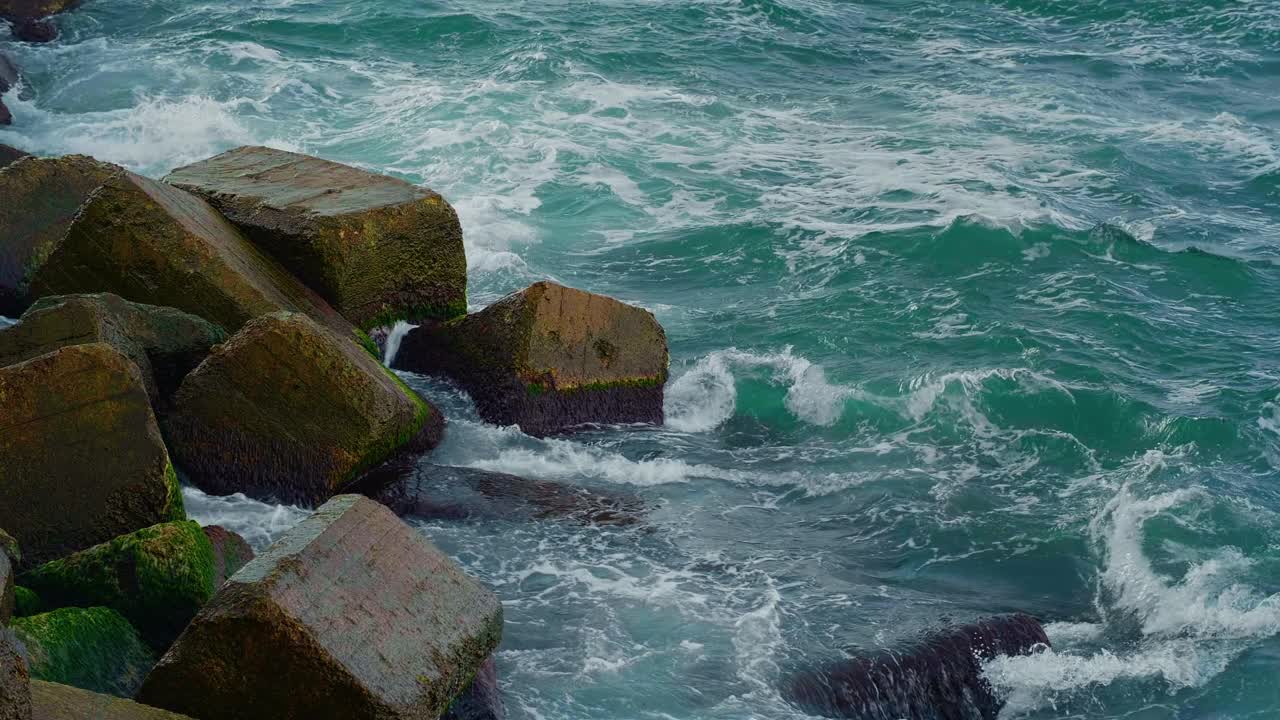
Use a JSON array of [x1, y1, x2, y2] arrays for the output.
[[31, 681, 190, 720], [138, 495, 503, 720]]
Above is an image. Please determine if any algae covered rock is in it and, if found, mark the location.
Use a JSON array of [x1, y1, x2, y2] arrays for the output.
[[396, 281, 668, 436], [166, 146, 467, 330], [12, 589, 39, 619], [0, 294, 226, 404], [1, 629, 30, 720], [138, 495, 503, 720], [200, 526, 253, 590], [11, 608, 154, 698], [20, 522, 216, 650], [165, 311, 442, 506], [0, 344, 184, 568], [28, 168, 364, 347], [0, 155, 118, 315], [31, 681, 192, 720]]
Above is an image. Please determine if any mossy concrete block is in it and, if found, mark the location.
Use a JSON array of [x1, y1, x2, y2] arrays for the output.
[[396, 281, 669, 436], [0, 294, 226, 405], [164, 311, 442, 507], [0, 145, 28, 170], [27, 168, 366, 350], [0, 344, 184, 568], [137, 495, 503, 720], [443, 656, 503, 720], [165, 146, 467, 331], [0, 155, 118, 315], [12, 589, 39, 619], [20, 522, 216, 651], [200, 526, 254, 591], [11, 608, 154, 699], [0, 629, 30, 720], [31, 681, 191, 720]]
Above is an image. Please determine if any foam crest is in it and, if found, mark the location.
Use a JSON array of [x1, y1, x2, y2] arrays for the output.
[[664, 347, 860, 432], [467, 437, 741, 487], [382, 321, 415, 366], [181, 487, 309, 551]]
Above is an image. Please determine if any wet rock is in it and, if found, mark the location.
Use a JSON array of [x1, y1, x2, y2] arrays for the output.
[[20, 522, 217, 651], [0, 101, 11, 127], [1, 629, 30, 720], [0, 345, 184, 568], [0, 294, 226, 406], [0, 155, 118, 315], [31, 681, 192, 720], [164, 312, 442, 507], [0, 0, 79, 22], [443, 656, 504, 720], [137, 495, 503, 720], [166, 146, 467, 330], [0, 144, 27, 169], [28, 168, 366, 349], [357, 462, 645, 526], [11, 607, 154, 698], [200, 526, 253, 590], [780, 613, 1050, 720], [11, 18, 54, 42], [0, 53, 16, 92], [396, 281, 668, 436]]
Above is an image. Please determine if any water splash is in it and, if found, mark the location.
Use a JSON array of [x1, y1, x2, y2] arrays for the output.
[[382, 321, 416, 367]]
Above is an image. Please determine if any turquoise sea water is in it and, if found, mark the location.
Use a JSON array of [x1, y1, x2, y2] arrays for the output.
[[5, 1, 1280, 717]]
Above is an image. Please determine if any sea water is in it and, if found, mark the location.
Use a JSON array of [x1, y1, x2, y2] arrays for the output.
[[4, 1, 1279, 717]]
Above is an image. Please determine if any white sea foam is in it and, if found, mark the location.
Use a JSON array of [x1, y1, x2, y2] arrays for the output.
[[181, 487, 309, 550], [382, 321, 416, 366]]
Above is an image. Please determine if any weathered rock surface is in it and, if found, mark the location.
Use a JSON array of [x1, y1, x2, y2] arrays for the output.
[[0, 0, 78, 21], [200, 526, 253, 590], [443, 656, 504, 720], [11, 607, 154, 698], [166, 146, 467, 330], [0, 344, 184, 568], [31, 681, 192, 720], [138, 495, 504, 720], [0, 294, 226, 405], [28, 168, 364, 347], [1, 629, 30, 720], [164, 311, 441, 507], [0, 155, 118, 315], [0, 547, 12, 626], [0, 144, 27, 169], [357, 462, 645, 527], [20, 522, 216, 650], [780, 613, 1050, 720], [395, 281, 668, 436]]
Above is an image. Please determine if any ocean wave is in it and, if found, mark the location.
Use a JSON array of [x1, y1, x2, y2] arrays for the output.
[[181, 486, 309, 550]]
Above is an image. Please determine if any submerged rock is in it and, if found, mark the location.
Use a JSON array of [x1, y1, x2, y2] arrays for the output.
[[28, 168, 365, 348], [20, 522, 217, 651], [166, 146, 467, 330], [0, 344, 184, 568], [11, 607, 154, 698], [443, 656, 504, 720], [0, 294, 226, 406], [200, 526, 253, 591], [11, 18, 54, 43], [138, 495, 503, 720], [0, 144, 26, 169], [396, 281, 669, 436], [30, 681, 192, 720], [780, 613, 1050, 720], [164, 312, 442, 507], [357, 462, 645, 526], [1, 629, 30, 720], [0, 155, 118, 315]]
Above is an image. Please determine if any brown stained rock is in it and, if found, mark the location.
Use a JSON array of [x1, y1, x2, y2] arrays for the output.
[[164, 312, 442, 507], [0, 294, 226, 406], [0, 155, 119, 315], [0, 145, 28, 169], [0, 630, 30, 720], [0, 344, 184, 568], [31, 681, 190, 720], [0, 0, 77, 21], [396, 281, 669, 436], [28, 169, 368, 350], [137, 495, 503, 720], [200, 526, 253, 591], [356, 462, 645, 527], [165, 146, 467, 330]]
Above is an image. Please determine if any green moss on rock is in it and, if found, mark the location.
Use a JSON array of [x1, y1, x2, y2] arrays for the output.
[[20, 522, 215, 651], [11, 607, 154, 698], [13, 586, 40, 617]]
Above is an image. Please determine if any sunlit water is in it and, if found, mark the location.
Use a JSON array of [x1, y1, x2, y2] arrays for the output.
[[5, 1, 1280, 717]]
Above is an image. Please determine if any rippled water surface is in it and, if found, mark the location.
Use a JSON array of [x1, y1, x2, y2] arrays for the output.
[[5, 1, 1280, 717]]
